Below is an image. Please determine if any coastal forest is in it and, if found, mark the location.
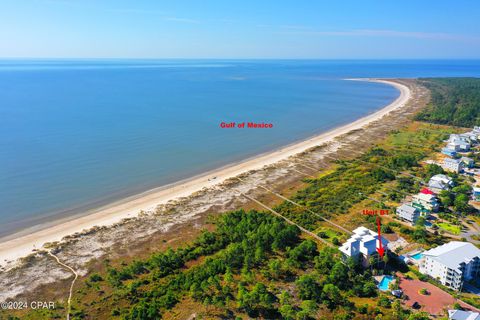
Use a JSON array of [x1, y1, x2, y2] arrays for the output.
[[415, 78, 480, 127], [4, 77, 480, 320]]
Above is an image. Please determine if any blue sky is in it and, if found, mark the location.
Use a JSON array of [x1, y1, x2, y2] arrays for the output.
[[1, 0, 480, 59]]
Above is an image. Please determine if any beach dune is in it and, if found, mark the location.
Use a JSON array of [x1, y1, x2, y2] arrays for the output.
[[0, 79, 411, 267]]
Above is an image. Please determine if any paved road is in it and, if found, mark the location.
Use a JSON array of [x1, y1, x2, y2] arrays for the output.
[[460, 218, 480, 244]]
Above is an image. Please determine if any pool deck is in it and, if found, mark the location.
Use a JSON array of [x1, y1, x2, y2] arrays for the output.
[[406, 250, 424, 265], [375, 275, 396, 291], [407, 249, 424, 257]]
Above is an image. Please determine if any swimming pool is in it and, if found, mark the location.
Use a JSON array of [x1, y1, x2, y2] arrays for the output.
[[411, 253, 424, 260], [378, 275, 395, 291]]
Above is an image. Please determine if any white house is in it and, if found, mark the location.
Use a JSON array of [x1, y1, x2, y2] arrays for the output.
[[449, 133, 471, 144], [448, 310, 480, 320], [447, 142, 461, 152], [396, 203, 420, 225], [444, 158, 464, 173], [448, 134, 471, 152], [420, 241, 480, 291], [428, 174, 454, 192], [339, 226, 389, 267], [412, 193, 440, 212]]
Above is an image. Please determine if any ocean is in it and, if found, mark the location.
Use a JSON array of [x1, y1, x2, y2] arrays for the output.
[[1, 59, 480, 237]]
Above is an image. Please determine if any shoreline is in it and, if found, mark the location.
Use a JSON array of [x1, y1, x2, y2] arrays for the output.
[[0, 78, 411, 266]]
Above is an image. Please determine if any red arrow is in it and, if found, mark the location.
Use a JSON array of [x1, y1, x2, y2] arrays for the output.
[[376, 216, 385, 258]]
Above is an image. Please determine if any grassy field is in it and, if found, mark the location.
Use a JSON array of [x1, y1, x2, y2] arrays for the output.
[[437, 222, 461, 235]]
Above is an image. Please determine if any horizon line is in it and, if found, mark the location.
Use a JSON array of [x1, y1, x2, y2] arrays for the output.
[[1, 57, 480, 61]]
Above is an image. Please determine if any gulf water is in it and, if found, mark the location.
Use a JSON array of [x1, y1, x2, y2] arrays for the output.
[[1, 60, 479, 237]]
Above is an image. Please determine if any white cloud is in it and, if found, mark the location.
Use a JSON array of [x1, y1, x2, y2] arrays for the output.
[[163, 17, 200, 24], [279, 28, 480, 42]]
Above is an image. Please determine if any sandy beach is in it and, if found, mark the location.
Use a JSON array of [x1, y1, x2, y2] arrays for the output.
[[0, 78, 410, 266]]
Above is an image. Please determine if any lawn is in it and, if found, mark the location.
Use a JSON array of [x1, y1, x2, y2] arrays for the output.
[[437, 222, 461, 235]]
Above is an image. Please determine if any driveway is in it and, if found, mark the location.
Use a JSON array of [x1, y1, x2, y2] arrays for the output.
[[461, 218, 480, 245], [397, 274, 480, 316]]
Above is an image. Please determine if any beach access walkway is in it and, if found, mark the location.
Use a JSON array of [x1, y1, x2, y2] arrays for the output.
[[47, 251, 78, 320]]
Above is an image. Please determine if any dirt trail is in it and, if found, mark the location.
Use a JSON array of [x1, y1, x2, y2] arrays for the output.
[[47, 251, 78, 320]]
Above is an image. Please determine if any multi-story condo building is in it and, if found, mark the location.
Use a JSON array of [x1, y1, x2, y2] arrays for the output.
[[420, 241, 480, 291]]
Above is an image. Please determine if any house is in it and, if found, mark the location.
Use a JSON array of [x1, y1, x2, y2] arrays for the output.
[[447, 142, 461, 152], [442, 148, 457, 157], [444, 158, 464, 173], [449, 133, 471, 144], [419, 241, 480, 291], [448, 310, 480, 320], [473, 187, 480, 201], [428, 174, 454, 192], [463, 134, 478, 144], [339, 226, 389, 267], [412, 193, 440, 213], [448, 134, 471, 152], [459, 132, 479, 145], [461, 157, 475, 168], [396, 203, 420, 225], [450, 141, 471, 152]]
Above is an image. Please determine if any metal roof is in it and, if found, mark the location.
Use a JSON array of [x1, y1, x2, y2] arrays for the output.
[[448, 310, 480, 320], [423, 242, 480, 271]]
